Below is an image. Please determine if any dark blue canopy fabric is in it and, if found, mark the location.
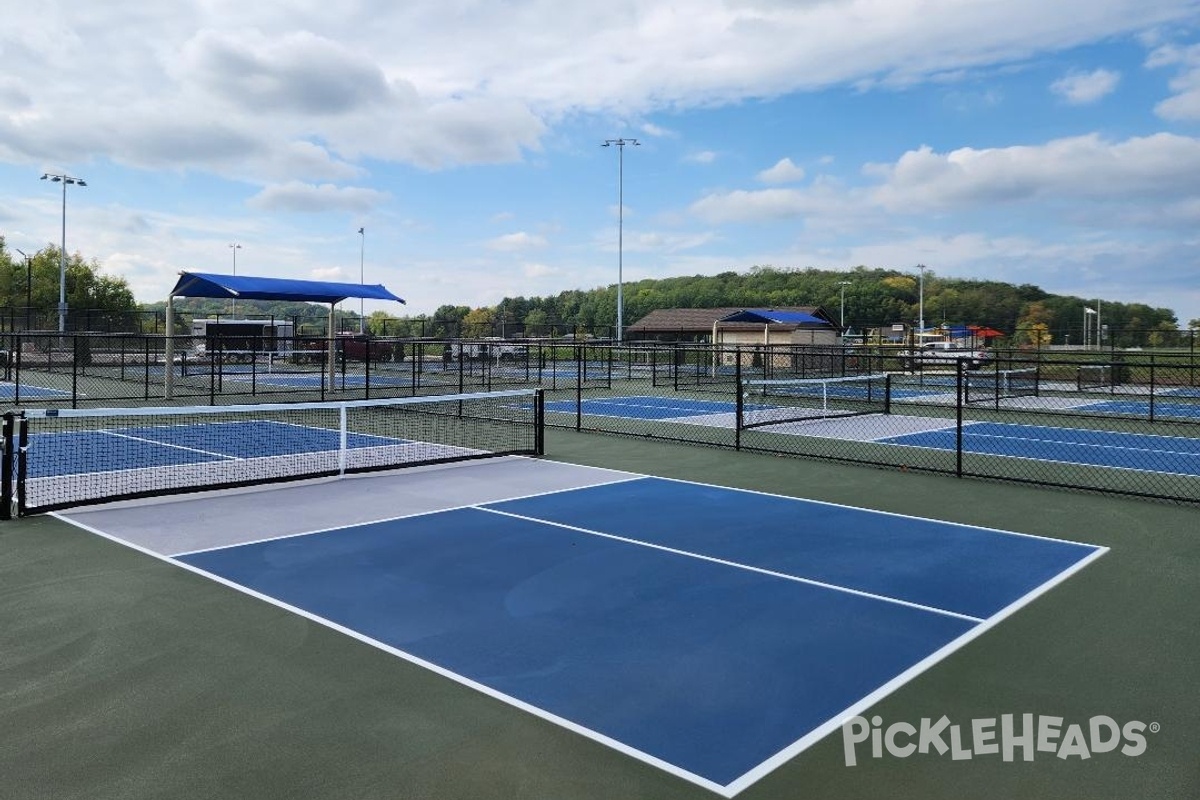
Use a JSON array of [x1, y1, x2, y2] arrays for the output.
[[718, 309, 826, 325], [170, 272, 405, 305]]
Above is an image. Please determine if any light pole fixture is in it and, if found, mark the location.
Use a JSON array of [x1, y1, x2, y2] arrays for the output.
[[229, 243, 241, 317], [358, 227, 365, 334], [40, 172, 86, 333], [837, 280, 852, 329], [602, 138, 639, 342]]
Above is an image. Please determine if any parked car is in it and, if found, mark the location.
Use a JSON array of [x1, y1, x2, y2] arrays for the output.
[[451, 338, 529, 361], [900, 340, 991, 370]]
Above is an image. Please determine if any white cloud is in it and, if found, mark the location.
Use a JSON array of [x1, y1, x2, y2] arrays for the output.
[[522, 262, 560, 277], [311, 266, 350, 281], [685, 150, 718, 164], [2, 0, 1195, 176], [181, 29, 393, 116], [691, 188, 814, 223], [1050, 68, 1120, 104], [757, 157, 806, 184], [247, 182, 390, 213], [1147, 43, 1200, 119], [486, 231, 549, 251], [870, 133, 1200, 213]]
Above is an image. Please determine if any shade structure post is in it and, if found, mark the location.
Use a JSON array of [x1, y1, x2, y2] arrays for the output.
[[328, 304, 336, 388], [164, 296, 175, 399]]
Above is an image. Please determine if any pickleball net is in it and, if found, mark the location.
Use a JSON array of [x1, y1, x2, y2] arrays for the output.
[[4, 388, 544, 515], [965, 367, 1040, 404], [738, 373, 891, 430]]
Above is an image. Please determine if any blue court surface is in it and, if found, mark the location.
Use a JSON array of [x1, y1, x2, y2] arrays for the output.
[[545, 389, 930, 422], [545, 395, 744, 420], [26, 420, 407, 478], [169, 474, 1103, 795], [1078, 398, 1200, 420], [881, 421, 1200, 476], [0, 382, 70, 400]]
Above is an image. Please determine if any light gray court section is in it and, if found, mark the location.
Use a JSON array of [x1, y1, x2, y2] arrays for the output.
[[59, 457, 634, 557], [745, 414, 955, 441], [667, 410, 955, 442]]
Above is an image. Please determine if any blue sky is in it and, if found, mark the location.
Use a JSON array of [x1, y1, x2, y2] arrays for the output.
[[3, 1, 1200, 326]]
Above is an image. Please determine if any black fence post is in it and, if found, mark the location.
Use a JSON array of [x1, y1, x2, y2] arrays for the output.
[[734, 356, 743, 451], [1149, 355, 1156, 423], [575, 345, 583, 432], [534, 388, 545, 456], [955, 358, 964, 479], [71, 334, 79, 409], [12, 335, 21, 407]]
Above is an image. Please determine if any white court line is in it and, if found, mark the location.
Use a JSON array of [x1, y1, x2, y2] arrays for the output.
[[559, 462, 1106, 550], [172, 466, 645, 557], [724, 544, 1109, 796], [958, 429, 1200, 459], [97, 429, 243, 460], [53, 512, 729, 798], [475, 505, 984, 623], [54, 457, 1110, 798]]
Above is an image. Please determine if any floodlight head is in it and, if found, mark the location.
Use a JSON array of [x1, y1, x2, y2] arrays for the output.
[[75, 179, 86, 187]]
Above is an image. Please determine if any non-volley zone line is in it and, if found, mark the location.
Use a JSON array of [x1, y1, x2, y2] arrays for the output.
[[155, 473, 1103, 796], [880, 421, 1200, 476]]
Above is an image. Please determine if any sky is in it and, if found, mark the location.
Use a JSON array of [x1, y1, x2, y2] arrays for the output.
[[3, 0, 1200, 327]]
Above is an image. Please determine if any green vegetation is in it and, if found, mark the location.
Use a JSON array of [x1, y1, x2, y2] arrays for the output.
[[0, 239, 137, 321], [0, 241, 1182, 342], [398, 266, 1180, 341]]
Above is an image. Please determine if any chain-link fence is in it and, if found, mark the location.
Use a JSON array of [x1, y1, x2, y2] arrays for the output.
[[3, 334, 1198, 504]]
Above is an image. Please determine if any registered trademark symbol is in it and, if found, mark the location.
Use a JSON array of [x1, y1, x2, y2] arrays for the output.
[[1149, 722, 1161, 734]]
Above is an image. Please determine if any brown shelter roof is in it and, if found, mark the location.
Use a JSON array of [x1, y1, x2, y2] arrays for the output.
[[626, 306, 835, 333]]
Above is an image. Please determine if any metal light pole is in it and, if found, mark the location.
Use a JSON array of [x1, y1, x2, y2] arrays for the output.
[[229, 243, 241, 317], [358, 227, 365, 334], [837, 280, 852, 329], [14, 248, 32, 330], [602, 138, 639, 342], [916, 264, 928, 341], [40, 173, 86, 332]]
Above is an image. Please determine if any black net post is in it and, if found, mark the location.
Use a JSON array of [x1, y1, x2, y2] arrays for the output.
[[1, 412, 13, 521], [16, 414, 27, 517]]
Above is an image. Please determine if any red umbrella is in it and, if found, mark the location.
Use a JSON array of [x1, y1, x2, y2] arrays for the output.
[[967, 325, 1005, 338]]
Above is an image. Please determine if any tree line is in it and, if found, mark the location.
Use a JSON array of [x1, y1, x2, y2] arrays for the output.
[[0, 241, 1188, 341], [408, 266, 1185, 344]]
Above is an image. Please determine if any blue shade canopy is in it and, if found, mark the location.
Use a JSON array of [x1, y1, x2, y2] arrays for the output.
[[170, 272, 405, 305], [717, 309, 826, 325]]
